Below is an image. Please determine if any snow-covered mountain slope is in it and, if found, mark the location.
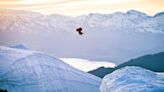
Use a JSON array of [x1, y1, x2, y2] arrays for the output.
[[100, 66, 164, 92], [0, 9, 164, 64], [0, 46, 101, 92]]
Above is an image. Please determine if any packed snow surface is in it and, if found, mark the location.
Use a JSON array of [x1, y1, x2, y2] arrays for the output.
[[100, 66, 164, 92], [0, 46, 101, 92]]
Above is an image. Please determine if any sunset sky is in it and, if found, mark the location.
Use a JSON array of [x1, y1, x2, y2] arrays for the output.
[[0, 0, 164, 16]]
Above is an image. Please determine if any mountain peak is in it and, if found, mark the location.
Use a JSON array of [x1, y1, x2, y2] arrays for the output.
[[127, 10, 147, 16], [154, 12, 164, 17], [8, 44, 29, 50]]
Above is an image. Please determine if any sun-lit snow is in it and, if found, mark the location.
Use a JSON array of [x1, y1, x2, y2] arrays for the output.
[[0, 46, 101, 92], [100, 66, 164, 92]]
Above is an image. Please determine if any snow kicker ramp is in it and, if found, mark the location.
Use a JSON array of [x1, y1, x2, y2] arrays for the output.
[[0, 46, 101, 92], [100, 66, 164, 92]]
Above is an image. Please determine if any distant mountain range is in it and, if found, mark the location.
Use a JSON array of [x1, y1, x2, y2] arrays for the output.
[[0, 9, 164, 64], [88, 52, 164, 78]]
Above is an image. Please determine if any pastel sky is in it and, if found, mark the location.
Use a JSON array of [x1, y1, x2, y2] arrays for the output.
[[0, 0, 163, 16]]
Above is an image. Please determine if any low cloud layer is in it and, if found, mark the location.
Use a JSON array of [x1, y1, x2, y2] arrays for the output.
[[60, 58, 116, 72]]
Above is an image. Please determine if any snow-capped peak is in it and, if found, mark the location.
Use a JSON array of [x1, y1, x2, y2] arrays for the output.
[[126, 10, 147, 16], [8, 44, 29, 50], [154, 12, 164, 17]]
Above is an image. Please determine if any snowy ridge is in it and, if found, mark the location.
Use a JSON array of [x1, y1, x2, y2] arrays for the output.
[[0, 9, 51, 33], [100, 66, 164, 92], [0, 9, 163, 33], [0, 46, 101, 92], [8, 44, 29, 50]]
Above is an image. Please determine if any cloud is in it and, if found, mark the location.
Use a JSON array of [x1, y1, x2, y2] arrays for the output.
[[60, 58, 116, 72]]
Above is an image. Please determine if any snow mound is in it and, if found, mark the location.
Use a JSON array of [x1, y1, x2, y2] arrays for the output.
[[0, 46, 101, 92], [100, 66, 164, 92]]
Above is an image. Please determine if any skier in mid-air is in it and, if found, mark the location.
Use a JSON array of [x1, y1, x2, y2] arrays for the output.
[[76, 27, 83, 35]]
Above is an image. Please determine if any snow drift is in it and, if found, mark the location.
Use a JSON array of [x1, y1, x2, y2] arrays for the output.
[[100, 66, 164, 92], [0, 46, 101, 92]]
